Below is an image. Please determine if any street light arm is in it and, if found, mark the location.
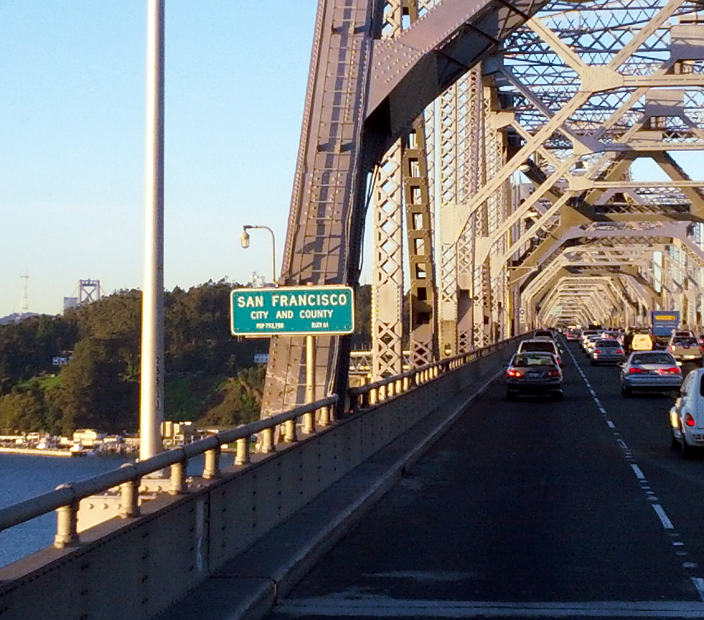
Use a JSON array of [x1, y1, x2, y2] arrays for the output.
[[241, 225, 277, 284]]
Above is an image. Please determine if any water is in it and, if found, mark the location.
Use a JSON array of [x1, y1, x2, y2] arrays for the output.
[[0, 451, 234, 568], [0, 453, 130, 567]]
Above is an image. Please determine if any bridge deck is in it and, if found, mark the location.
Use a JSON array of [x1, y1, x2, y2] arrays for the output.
[[158, 363, 505, 619]]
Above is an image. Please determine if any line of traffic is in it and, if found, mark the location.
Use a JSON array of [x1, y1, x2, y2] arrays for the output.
[[564, 340, 704, 602]]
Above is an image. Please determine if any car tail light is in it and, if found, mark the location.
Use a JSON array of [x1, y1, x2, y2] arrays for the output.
[[670, 345, 675, 352], [629, 367, 645, 374], [507, 369, 523, 378], [616, 349, 624, 354], [685, 413, 696, 427], [659, 367, 681, 375], [594, 349, 601, 354], [548, 369, 561, 378]]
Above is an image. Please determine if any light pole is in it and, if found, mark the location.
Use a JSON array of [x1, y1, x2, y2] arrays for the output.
[[241, 225, 277, 284]]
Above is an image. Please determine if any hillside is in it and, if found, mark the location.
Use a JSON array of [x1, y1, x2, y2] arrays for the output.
[[0, 282, 372, 435]]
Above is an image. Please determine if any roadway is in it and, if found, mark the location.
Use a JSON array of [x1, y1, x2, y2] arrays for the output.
[[267, 340, 704, 619]]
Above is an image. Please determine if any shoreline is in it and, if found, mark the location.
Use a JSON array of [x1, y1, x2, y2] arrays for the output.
[[0, 447, 87, 458]]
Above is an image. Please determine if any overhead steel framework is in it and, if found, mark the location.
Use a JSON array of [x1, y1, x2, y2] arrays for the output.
[[261, 0, 704, 416]]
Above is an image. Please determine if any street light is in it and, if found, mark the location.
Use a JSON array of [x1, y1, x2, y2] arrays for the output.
[[241, 224, 277, 284]]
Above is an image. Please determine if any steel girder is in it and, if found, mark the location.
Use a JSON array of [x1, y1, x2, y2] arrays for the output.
[[262, 0, 553, 415], [455, 1, 704, 332]]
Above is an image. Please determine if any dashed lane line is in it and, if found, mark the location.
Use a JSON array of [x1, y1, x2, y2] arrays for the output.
[[563, 341, 704, 602]]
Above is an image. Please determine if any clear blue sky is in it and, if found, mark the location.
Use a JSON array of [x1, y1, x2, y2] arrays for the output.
[[0, 1, 317, 317]]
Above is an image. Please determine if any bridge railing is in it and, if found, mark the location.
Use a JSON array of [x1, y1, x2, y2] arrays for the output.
[[0, 395, 338, 549], [0, 335, 521, 556], [349, 339, 511, 409]]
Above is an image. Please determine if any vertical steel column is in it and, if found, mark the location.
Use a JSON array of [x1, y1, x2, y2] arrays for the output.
[[261, 0, 379, 416], [371, 0, 404, 381], [140, 0, 165, 460]]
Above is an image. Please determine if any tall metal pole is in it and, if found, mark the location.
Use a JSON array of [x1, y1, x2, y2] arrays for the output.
[[140, 0, 165, 462]]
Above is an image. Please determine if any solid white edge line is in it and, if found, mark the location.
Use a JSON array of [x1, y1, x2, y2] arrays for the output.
[[691, 577, 704, 602], [274, 598, 704, 618], [652, 504, 675, 529]]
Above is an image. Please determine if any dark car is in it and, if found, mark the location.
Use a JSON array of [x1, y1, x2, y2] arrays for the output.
[[506, 351, 563, 400]]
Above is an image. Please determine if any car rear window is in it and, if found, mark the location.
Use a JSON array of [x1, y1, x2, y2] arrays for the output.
[[674, 338, 698, 346], [631, 353, 675, 365], [513, 354, 554, 367], [522, 342, 555, 352], [596, 340, 619, 347]]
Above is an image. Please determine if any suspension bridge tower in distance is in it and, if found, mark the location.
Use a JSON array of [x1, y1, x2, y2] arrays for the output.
[[78, 279, 101, 305]]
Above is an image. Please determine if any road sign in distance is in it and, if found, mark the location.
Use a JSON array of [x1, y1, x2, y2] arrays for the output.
[[231, 286, 354, 336]]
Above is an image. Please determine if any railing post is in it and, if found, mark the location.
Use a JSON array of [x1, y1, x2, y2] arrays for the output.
[[403, 376, 410, 391], [319, 405, 330, 428], [369, 386, 378, 405], [54, 484, 79, 548], [284, 419, 297, 443], [260, 427, 274, 453], [170, 460, 187, 494], [203, 445, 221, 479], [235, 437, 250, 465], [302, 410, 314, 435]]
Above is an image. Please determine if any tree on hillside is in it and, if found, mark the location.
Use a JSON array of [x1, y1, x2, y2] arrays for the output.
[[55, 338, 138, 434]]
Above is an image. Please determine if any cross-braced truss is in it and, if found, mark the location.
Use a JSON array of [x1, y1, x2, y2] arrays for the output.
[[262, 0, 704, 416]]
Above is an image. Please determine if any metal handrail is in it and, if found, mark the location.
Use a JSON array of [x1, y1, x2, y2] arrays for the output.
[[0, 395, 338, 547], [0, 333, 524, 550]]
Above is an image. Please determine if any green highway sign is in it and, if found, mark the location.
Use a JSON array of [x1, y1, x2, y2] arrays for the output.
[[230, 286, 354, 336]]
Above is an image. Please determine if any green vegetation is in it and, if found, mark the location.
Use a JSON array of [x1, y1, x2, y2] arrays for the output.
[[0, 282, 372, 435]]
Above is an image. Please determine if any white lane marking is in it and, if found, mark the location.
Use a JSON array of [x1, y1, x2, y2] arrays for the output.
[[274, 598, 704, 618], [607, 420, 615, 428], [652, 504, 675, 530], [631, 464, 645, 480], [692, 577, 704, 602]]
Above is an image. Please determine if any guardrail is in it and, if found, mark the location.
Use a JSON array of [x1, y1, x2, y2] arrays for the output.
[[0, 395, 337, 549], [0, 335, 523, 556]]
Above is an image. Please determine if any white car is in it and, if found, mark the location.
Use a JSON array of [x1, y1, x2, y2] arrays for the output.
[[670, 367, 704, 458]]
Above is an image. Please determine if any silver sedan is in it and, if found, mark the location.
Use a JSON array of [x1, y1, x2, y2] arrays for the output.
[[620, 351, 683, 397]]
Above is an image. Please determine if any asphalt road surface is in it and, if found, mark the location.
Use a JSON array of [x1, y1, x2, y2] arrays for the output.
[[268, 340, 704, 619]]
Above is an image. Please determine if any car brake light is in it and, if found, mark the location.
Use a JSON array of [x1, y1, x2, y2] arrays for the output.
[[629, 367, 645, 374], [616, 349, 623, 354], [507, 369, 523, 378], [670, 345, 675, 352], [594, 349, 601, 354], [548, 369, 561, 378], [685, 413, 695, 427], [659, 367, 681, 375]]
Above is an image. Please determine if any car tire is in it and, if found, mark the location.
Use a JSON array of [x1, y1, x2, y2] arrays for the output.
[[554, 391, 564, 401], [621, 384, 632, 397], [671, 434, 679, 451]]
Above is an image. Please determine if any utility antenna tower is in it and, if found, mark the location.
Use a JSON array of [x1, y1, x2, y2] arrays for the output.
[[19, 270, 29, 317]]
